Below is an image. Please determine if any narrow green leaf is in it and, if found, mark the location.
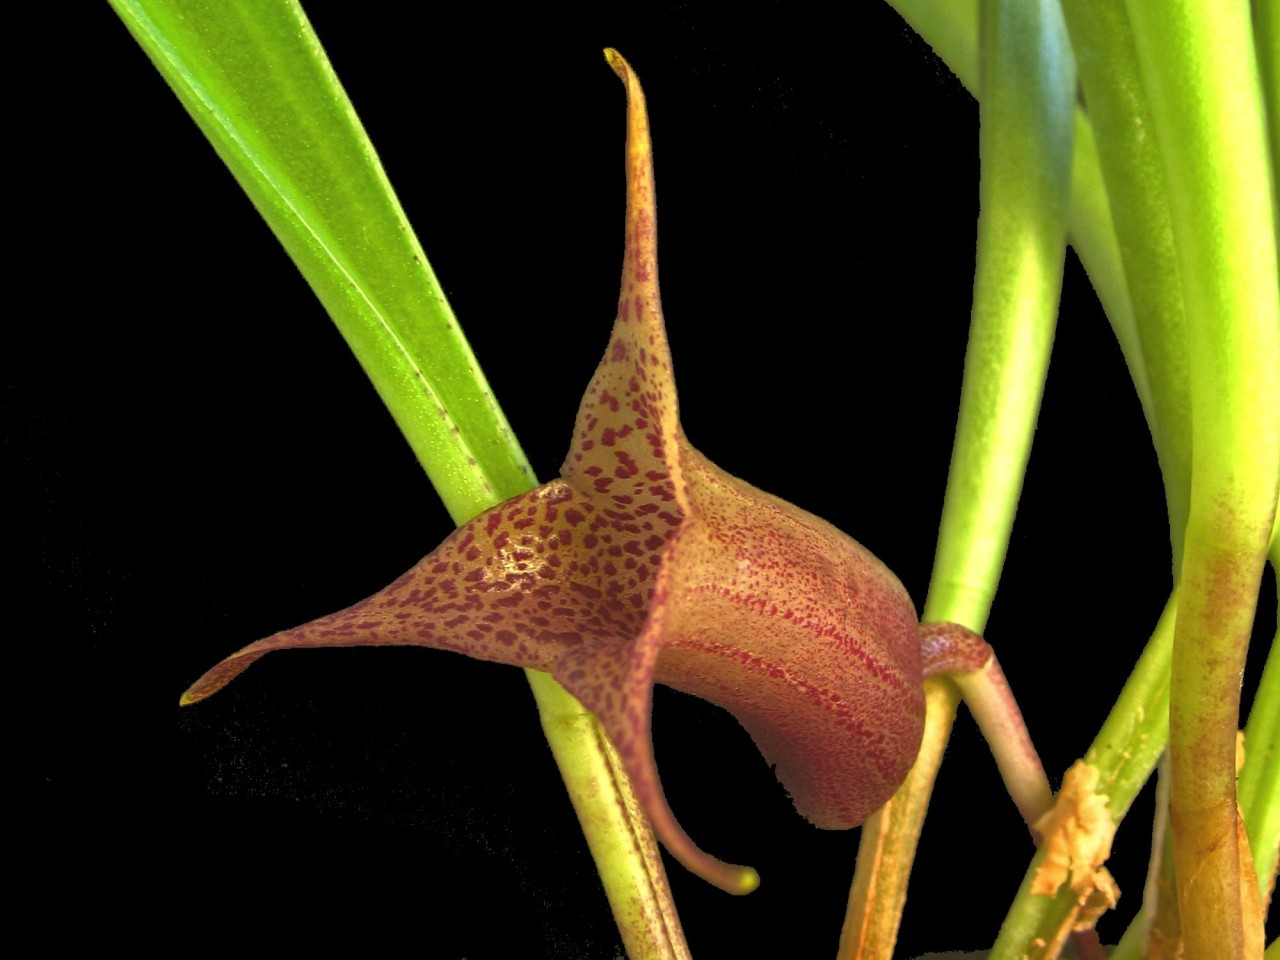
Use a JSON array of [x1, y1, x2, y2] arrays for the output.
[[108, 0, 534, 522], [1242, 630, 1279, 903], [884, 0, 980, 95], [1065, 116, 1152, 425], [845, 2, 1074, 952], [1059, 0, 1192, 574], [886, 0, 1156, 435], [1239, 517, 1280, 903], [923, 0, 1075, 633], [1124, 0, 1280, 952], [1257, 0, 1279, 215], [879, 4, 1280, 950]]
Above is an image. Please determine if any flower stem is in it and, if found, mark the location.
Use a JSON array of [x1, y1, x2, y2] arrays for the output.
[[952, 656, 1052, 828], [837, 678, 961, 959], [989, 593, 1175, 958], [843, 1, 1074, 953], [529, 673, 690, 960]]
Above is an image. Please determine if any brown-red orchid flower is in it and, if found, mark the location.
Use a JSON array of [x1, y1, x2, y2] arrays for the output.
[[182, 50, 990, 895]]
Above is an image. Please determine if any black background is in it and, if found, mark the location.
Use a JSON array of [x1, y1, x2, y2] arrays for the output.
[[16, 3, 1273, 957]]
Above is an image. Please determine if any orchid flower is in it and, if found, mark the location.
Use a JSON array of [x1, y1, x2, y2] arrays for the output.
[[181, 49, 999, 896]]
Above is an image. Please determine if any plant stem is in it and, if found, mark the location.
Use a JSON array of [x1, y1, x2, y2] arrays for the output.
[[917, 623, 1054, 830], [108, 0, 534, 522], [1239, 517, 1280, 908], [920, 0, 1075, 632], [837, 678, 961, 959], [1058, 0, 1192, 573], [892, 0, 1199, 458], [1241, 635, 1280, 907], [529, 673, 690, 960], [1108, 752, 1179, 960], [885, 0, 1149, 431], [843, 1, 1074, 953], [1257, 0, 1279, 218], [1124, 1, 1280, 954], [1065, 118, 1152, 426], [952, 658, 1052, 828], [990, 592, 1175, 958]]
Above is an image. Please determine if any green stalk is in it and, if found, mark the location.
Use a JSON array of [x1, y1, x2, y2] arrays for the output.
[[923, 0, 1075, 649], [1058, 0, 1192, 573], [1090, 516, 1279, 960], [1065, 117, 1152, 426], [842, 1, 1074, 952], [1239, 515, 1280, 905], [886, 0, 1153, 435], [990, 592, 1175, 957], [887, 0, 980, 95], [1123, 2, 1280, 954], [952, 657, 1052, 828], [1241, 618, 1280, 906], [108, 0, 531, 521], [108, 3, 688, 955], [836, 680, 962, 959], [882, 3, 1280, 952], [1258, 0, 1279, 219], [1024, 6, 1201, 931], [529, 676, 691, 959]]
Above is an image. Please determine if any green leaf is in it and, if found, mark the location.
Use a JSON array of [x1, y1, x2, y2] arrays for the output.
[[844, 1, 1075, 950], [1059, 0, 1192, 573], [887, 0, 1156, 437], [1125, 1, 1280, 951], [108, 0, 534, 523], [1257, 0, 1279, 211], [922, 0, 1076, 632], [1239, 560, 1279, 902]]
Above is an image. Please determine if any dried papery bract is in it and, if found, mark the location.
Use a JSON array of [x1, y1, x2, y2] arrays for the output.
[[1030, 761, 1120, 951], [183, 49, 931, 894]]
